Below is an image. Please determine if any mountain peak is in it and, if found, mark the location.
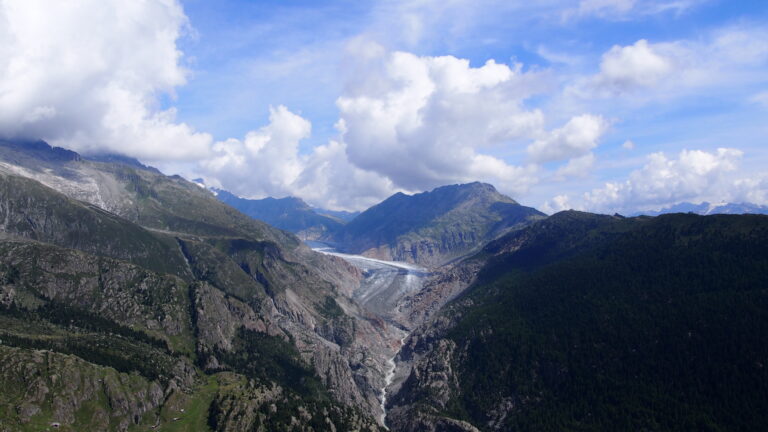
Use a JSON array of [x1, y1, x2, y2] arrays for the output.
[[431, 181, 496, 193], [0, 139, 81, 162], [332, 182, 544, 266]]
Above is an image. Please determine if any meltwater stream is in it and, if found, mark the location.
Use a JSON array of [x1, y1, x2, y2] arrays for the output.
[[308, 241, 428, 428]]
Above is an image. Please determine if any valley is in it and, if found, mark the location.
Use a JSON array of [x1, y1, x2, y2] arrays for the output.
[[0, 141, 767, 431], [1, 1, 767, 430]]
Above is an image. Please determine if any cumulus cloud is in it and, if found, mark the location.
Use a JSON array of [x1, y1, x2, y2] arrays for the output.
[[541, 194, 574, 215], [198, 106, 397, 211], [528, 114, 609, 162], [572, 26, 768, 99], [595, 39, 673, 92], [553, 147, 756, 213], [197, 45, 588, 209], [732, 175, 768, 205], [0, 0, 212, 160], [202, 106, 308, 198], [336, 44, 546, 195]]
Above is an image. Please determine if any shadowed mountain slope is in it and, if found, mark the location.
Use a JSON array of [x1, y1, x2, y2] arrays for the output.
[[214, 189, 345, 240], [388, 211, 768, 431]]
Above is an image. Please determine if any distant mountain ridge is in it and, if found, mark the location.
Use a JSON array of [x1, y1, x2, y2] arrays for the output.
[[634, 201, 768, 216], [211, 188, 348, 240], [331, 182, 546, 267], [313, 207, 361, 223]]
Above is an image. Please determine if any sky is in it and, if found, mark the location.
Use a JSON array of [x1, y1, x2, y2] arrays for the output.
[[0, 0, 767, 213]]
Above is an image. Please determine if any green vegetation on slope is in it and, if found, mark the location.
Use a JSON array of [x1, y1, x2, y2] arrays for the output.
[[397, 212, 768, 431]]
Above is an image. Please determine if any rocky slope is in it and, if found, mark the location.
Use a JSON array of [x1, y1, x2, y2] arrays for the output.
[[331, 182, 545, 267], [387, 211, 768, 431], [0, 140, 393, 431]]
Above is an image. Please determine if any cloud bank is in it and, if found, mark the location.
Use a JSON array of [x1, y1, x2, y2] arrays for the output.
[[0, 0, 212, 160], [544, 148, 759, 214]]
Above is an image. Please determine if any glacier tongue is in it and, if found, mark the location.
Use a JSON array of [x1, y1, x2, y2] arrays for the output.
[[307, 241, 430, 318]]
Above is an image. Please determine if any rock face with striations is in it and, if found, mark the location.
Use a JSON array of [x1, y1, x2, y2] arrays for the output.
[[331, 182, 545, 267]]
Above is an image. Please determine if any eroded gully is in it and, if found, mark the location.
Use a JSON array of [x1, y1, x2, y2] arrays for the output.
[[308, 241, 429, 429]]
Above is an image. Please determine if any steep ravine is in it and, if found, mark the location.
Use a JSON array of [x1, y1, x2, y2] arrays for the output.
[[309, 241, 427, 427], [379, 334, 409, 428]]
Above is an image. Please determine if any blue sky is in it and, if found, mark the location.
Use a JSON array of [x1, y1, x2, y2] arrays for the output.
[[174, 0, 767, 142], [1, 0, 766, 212]]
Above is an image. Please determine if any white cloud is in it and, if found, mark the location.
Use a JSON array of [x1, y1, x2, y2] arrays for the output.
[[732, 175, 768, 205], [291, 140, 399, 211], [336, 45, 548, 195], [595, 39, 673, 92], [554, 153, 596, 179], [528, 114, 609, 162], [202, 106, 308, 197], [541, 194, 573, 215], [563, 147, 753, 213], [199, 45, 568, 209], [0, 0, 212, 160], [622, 140, 636, 150], [198, 106, 397, 211], [573, 26, 768, 99]]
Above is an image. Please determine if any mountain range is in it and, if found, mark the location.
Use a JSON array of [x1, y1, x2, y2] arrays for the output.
[[212, 189, 347, 240], [633, 201, 768, 216], [1, 139, 767, 431], [211, 181, 546, 267]]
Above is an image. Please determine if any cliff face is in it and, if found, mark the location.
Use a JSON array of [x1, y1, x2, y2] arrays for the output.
[[0, 141, 391, 431], [331, 182, 545, 267]]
